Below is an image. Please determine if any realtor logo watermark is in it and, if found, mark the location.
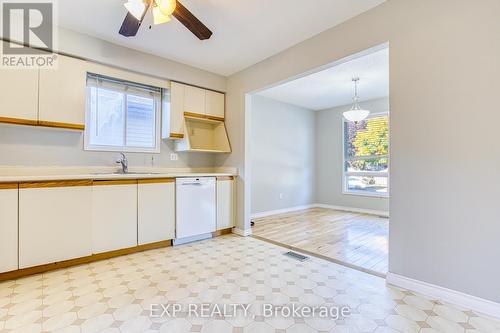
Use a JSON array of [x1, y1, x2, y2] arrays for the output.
[[1, 0, 57, 68]]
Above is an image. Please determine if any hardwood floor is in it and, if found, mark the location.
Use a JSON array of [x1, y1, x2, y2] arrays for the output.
[[251, 207, 388, 276]]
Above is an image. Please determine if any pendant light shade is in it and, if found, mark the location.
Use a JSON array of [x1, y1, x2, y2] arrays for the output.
[[153, 6, 172, 24], [155, 0, 177, 16], [124, 0, 146, 20], [343, 77, 370, 122]]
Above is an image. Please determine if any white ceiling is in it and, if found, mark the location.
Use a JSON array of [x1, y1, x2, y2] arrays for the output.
[[56, 0, 386, 76], [257, 48, 389, 110]]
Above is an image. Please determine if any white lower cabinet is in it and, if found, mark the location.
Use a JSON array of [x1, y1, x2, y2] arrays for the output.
[[138, 179, 176, 245], [19, 182, 92, 269], [92, 181, 138, 253], [216, 178, 235, 230], [0, 185, 18, 273]]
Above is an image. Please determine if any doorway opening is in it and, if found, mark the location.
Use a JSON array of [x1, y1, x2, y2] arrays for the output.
[[247, 45, 389, 276]]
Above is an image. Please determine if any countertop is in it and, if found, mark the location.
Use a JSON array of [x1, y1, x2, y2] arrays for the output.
[[0, 166, 237, 183]]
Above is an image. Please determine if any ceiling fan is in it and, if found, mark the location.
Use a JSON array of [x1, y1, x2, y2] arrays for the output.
[[120, 0, 212, 40]]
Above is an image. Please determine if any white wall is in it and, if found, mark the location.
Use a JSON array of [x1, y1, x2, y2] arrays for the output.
[[0, 123, 214, 168], [0, 27, 225, 168], [219, 0, 500, 303], [250, 95, 315, 215], [316, 98, 389, 213]]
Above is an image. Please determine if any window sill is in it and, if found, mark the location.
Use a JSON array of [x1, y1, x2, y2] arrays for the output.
[[84, 145, 161, 154], [342, 191, 389, 199]]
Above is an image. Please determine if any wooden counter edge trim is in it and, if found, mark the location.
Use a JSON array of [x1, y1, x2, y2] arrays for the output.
[[38, 121, 85, 131], [0, 183, 18, 190], [20, 180, 93, 189], [138, 178, 175, 184], [206, 115, 225, 122], [0, 240, 172, 282], [0, 116, 38, 126], [170, 133, 184, 139], [184, 112, 224, 122], [216, 176, 234, 181], [93, 179, 138, 186]]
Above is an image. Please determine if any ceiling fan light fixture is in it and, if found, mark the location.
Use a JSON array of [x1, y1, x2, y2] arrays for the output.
[[155, 0, 176, 16], [153, 6, 172, 25], [124, 0, 146, 20], [343, 77, 370, 122]]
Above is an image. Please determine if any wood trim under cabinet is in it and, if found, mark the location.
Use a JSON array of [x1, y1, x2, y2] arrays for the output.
[[216, 176, 234, 181], [138, 178, 175, 184], [20, 180, 93, 189], [184, 112, 224, 122], [0, 116, 38, 127], [93, 179, 138, 186], [206, 115, 225, 122], [0, 240, 172, 282], [0, 183, 18, 190], [169, 133, 184, 139], [37, 120, 85, 131]]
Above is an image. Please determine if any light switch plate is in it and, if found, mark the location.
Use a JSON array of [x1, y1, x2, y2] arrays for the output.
[[170, 153, 179, 161]]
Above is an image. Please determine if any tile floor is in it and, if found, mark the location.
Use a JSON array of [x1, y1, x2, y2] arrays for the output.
[[0, 235, 499, 333], [252, 208, 388, 275]]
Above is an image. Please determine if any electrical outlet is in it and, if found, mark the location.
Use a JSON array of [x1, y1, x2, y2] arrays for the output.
[[279, 193, 284, 200], [170, 153, 178, 161]]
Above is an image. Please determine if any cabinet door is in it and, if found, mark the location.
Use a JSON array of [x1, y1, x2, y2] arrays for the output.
[[138, 180, 175, 245], [19, 182, 92, 268], [92, 182, 138, 253], [184, 84, 206, 115], [206, 90, 225, 119], [0, 44, 38, 123], [38, 54, 87, 128], [168, 82, 185, 137], [216, 178, 235, 230], [0, 185, 18, 273]]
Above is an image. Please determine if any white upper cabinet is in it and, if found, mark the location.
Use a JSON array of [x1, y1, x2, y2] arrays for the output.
[[138, 179, 176, 245], [38, 54, 88, 129], [206, 90, 225, 119], [184, 85, 206, 115], [216, 178, 235, 230], [19, 182, 93, 268], [92, 181, 138, 254], [164, 82, 185, 138], [164, 82, 226, 140], [0, 185, 19, 273], [0, 44, 38, 123]]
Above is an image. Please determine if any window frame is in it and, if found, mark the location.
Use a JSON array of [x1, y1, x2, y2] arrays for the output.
[[84, 75, 162, 154], [342, 111, 390, 198]]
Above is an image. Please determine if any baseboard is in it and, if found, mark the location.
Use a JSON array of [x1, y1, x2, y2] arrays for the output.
[[251, 204, 316, 219], [387, 272, 500, 319], [314, 203, 389, 217], [232, 228, 253, 237]]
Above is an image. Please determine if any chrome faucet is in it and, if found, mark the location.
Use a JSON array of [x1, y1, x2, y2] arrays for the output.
[[116, 153, 128, 174]]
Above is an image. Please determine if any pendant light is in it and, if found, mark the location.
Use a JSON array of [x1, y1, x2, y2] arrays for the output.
[[343, 77, 370, 122], [124, 0, 146, 20]]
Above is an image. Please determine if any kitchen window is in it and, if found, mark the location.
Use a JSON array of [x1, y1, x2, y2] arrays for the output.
[[84, 73, 162, 153], [343, 113, 389, 197]]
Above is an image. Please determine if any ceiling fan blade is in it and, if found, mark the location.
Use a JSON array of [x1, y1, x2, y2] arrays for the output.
[[172, 1, 212, 40], [119, 1, 151, 37]]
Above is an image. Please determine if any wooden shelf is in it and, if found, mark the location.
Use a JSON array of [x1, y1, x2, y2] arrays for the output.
[[175, 117, 231, 153]]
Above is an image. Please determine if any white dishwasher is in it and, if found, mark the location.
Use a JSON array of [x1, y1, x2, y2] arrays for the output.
[[175, 177, 216, 245]]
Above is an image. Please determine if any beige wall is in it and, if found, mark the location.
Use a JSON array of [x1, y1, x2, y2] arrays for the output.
[[0, 27, 225, 168], [56, 27, 226, 92], [316, 98, 389, 213], [250, 95, 315, 215], [219, 0, 500, 302]]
